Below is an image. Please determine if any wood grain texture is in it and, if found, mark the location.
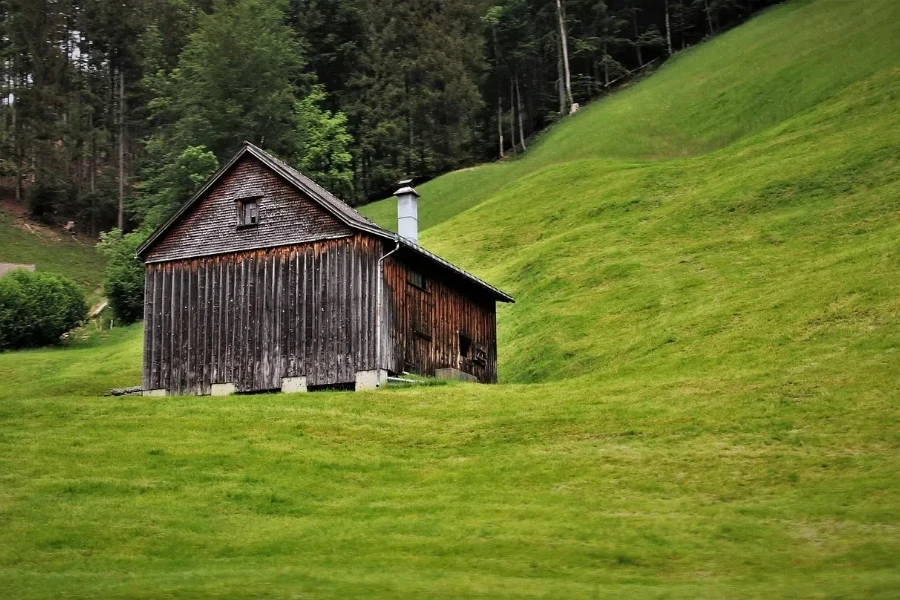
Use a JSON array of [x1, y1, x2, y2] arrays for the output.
[[381, 255, 499, 384], [140, 150, 503, 392], [143, 235, 380, 394]]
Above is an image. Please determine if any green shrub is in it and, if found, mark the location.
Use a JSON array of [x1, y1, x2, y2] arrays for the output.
[[0, 270, 88, 350], [97, 229, 148, 325]]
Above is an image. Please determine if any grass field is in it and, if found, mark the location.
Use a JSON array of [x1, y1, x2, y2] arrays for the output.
[[0, 209, 105, 291], [1, 0, 899, 597]]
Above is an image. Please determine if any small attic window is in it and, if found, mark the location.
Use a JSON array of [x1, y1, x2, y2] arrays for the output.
[[238, 198, 259, 227]]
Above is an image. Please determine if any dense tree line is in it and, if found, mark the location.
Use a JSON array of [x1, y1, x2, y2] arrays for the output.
[[0, 0, 779, 234]]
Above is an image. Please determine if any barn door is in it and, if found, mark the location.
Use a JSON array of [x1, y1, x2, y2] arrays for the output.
[[404, 280, 434, 376]]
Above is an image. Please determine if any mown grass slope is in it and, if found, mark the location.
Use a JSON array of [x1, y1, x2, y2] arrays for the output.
[[0, 209, 105, 291], [1, 0, 899, 597]]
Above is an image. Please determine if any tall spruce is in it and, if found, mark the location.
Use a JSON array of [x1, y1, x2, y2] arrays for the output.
[[345, 0, 484, 201]]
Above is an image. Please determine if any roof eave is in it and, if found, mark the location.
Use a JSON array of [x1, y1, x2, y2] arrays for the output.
[[396, 237, 515, 303]]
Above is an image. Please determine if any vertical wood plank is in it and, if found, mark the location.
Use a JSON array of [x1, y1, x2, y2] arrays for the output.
[[174, 266, 183, 395], [161, 265, 170, 392], [350, 241, 358, 374], [286, 248, 295, 377], [210, 260, 219, 384], [302, 246, 310, 379], [142, 268, 152, 389], [223, 259, 231, 385]]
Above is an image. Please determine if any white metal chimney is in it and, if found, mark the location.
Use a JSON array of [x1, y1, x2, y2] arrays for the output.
[[394, 179, 420, 244]]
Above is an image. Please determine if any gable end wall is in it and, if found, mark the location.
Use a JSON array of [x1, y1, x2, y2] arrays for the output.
[[146, 155, 351, 263]]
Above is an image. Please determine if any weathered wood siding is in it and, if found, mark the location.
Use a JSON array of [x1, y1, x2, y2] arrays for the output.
[[143, 235, 380, 394], [381, 256, 498, 383], [145, 155, 352, 263]]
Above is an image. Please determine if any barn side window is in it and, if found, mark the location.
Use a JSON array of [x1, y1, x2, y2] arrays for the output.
[[459, 333, 486, 366], [238, 199, 259, 227], [408, 270, 426, 291], [412, 299, 434, 340]]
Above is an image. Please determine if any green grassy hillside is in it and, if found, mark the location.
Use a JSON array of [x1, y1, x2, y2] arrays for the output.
[[0, 209, 105, 291], [360, 0, 900, 232], [1, 0, 898, 597], [362, 0, 900, 385]]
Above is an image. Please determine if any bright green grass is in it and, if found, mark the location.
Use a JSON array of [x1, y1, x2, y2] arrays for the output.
[[1, 325, 897, 598], [0, 211, 105, 291], [1, 0, 899, 597]]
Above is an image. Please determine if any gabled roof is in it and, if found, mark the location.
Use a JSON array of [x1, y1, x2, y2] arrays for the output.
[[136, 142, 514, 303]]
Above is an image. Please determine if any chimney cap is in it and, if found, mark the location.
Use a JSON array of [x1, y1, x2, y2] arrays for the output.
[[394, 178, 419, 197]]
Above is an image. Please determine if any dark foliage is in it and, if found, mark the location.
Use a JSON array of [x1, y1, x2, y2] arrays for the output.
[[26, 178, 73, 225]]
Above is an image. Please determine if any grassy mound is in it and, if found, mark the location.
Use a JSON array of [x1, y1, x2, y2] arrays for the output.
[[1, 0, 898, 596], [1, 324, 897, 597]]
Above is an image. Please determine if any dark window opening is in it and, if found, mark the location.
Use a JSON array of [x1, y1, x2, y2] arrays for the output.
[[238, 199, 259, 226], [408, 270, 426, 291], [459, 334, 472, 358]]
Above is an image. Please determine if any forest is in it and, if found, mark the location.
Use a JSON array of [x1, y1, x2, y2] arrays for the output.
[[0, 0, 779, 235]]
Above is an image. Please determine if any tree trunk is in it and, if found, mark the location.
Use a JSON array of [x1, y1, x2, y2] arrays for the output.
[[12, 71, 22, 204], [556, 0, 574, 111], [664, 0, 674, 56], [89, 111, 96, 194], [118, 68, 125, 231], [704, 0, 714, 36], [492, 24, 505, 158], [557, 37, 567, 115], [515, 71, 527, 151], [497, 93, 504, 159], [509, 78, 516, 155], [633, 12, 643, 68], [405, 74, 413, 176], [603, 41, 610, 89]]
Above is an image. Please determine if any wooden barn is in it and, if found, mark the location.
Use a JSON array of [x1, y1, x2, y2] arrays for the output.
[[136, 142, 513, 396]]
